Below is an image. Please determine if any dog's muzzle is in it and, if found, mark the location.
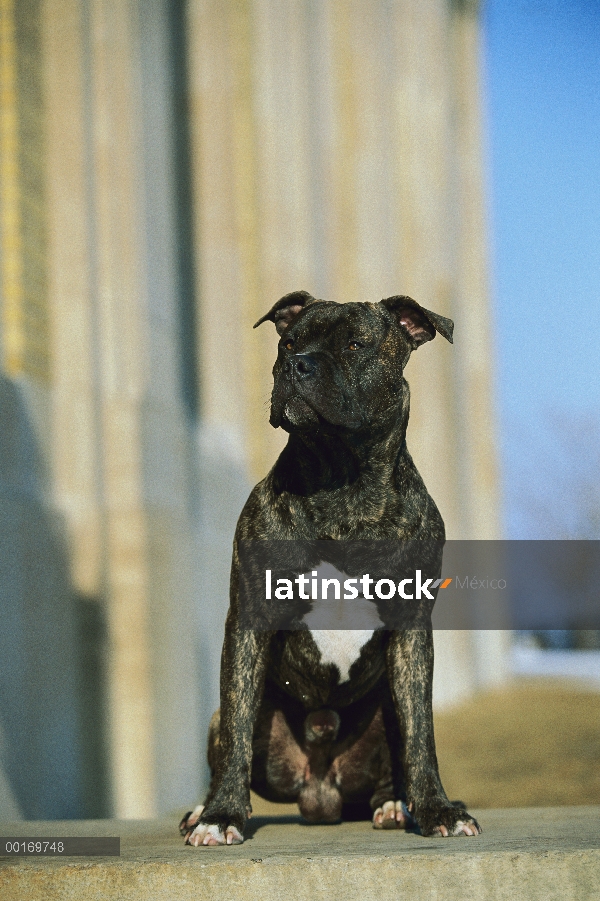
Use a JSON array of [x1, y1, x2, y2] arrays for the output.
[[270, 352, 362, 431]]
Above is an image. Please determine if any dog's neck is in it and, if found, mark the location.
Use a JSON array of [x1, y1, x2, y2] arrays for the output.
[[272, 390, 410, 497]]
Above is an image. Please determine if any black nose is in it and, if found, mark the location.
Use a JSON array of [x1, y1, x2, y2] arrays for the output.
[[293, 354, 317, 379]]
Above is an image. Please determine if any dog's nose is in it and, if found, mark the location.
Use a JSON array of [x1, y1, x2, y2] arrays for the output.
[[293, 354, 317, 379]]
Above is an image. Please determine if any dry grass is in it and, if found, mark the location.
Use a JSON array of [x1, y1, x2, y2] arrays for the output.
[[251, 680, 600, 817], [435, 680, 600, 808]]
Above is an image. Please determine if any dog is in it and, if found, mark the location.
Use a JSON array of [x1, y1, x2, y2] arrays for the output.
[[180, 291, 481, 845]]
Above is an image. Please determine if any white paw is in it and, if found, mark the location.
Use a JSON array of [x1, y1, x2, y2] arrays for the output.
[[372, 800, 412, 830], [186, 822, 244, 847]]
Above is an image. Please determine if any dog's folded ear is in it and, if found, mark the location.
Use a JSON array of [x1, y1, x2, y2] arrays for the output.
[[380, 296, 454, 346], [254, 290, 317, 335]]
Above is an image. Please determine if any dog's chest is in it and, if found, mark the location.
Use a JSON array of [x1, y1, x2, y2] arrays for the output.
[[309, 630, 374, 682], [296, 561, 381, 683]]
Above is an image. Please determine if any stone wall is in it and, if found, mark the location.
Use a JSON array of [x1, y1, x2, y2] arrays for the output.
[[0, 0, 506, 818]]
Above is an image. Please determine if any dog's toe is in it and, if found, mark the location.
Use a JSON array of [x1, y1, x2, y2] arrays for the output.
[[451, 819, 481, 836], [179, 804, 204, 836], [372, 800, 412, 830], [432, 818, 481, 837]]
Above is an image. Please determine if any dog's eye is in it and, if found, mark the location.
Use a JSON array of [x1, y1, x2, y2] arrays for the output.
[[348, 341, 362, 351], [283, 339, 294, 351]]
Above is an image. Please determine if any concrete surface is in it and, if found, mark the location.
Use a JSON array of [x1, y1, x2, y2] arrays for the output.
[[1, 807, 599, 900]]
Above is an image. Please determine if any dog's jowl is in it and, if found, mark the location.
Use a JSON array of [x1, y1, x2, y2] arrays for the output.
[[180, 292, 481, 845]]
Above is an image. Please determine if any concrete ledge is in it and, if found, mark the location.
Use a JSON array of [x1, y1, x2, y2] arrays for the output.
[[1, 807, 599, 901]]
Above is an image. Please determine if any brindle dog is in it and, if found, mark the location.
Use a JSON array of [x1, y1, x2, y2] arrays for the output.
[[180, 291, 481, 845]]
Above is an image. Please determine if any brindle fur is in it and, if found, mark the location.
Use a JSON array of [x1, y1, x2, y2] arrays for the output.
[[181, 292, 480, 841]]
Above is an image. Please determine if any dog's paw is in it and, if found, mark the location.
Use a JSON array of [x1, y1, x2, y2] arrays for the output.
[[180, 804, 245, 846], [185, 821, 244, 846], [416, 801, 481, 837], [372, 799, 414, 830]]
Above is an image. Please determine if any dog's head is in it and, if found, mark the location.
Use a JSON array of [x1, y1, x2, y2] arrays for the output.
[[254, 291, 453, 434]]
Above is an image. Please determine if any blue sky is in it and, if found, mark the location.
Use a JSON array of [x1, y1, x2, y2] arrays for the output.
[[482, 0, 600, 536]]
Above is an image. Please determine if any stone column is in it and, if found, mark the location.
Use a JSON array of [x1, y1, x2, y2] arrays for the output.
[[0, 0, 83, 819], [43, 0, 103, 622], [447, 0, 510, 690], [42, 0, 202, 816], [448, 0, 501, 542]]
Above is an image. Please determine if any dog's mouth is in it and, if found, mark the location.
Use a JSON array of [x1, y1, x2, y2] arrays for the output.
[[281, 396, 320, 429], [270, 387, 362, 432], [269, 388, 321, 431]]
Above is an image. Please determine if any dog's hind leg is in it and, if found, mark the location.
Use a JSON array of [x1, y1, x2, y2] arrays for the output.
[[369, 682, 413, 829], [369, 721, 413, 830], [250, 699, 307, 803]]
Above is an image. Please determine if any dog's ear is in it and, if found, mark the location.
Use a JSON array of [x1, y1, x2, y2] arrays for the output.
[[380, 295, 454, 346], [253, 290, 316, 335]]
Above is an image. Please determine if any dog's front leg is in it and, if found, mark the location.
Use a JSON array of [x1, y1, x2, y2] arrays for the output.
[[185, 614, 272, 846], [386, 630, 481, 837]]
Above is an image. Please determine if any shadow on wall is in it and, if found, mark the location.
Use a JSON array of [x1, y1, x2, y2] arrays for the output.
[[0, 375, 110, 819], [194, 424, 252, 796]]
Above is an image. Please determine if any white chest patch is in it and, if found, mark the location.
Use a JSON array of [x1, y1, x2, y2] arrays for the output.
[[298, 561, 382, 682], [309, 629, 374, 682]]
